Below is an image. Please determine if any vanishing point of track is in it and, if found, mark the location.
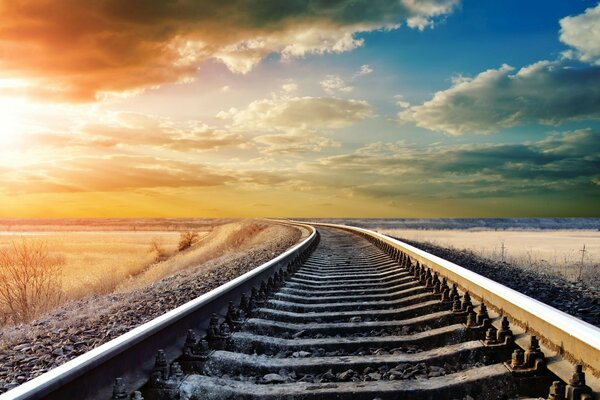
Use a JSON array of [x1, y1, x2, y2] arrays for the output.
[[1, 222, 599, 400]]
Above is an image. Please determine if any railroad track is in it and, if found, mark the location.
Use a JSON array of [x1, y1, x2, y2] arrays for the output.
[[1, 222, 598, 400]]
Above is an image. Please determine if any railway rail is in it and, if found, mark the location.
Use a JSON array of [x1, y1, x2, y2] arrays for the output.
[[1, 222, 598, 400]]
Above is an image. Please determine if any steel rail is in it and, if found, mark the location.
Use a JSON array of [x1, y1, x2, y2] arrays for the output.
[[301, 221, 600, 396], [0, 222, 317, 400]]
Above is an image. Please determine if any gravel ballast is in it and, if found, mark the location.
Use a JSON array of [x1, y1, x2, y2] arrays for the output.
[[396, 237, 600, 328], [0, 224, 301, 393]]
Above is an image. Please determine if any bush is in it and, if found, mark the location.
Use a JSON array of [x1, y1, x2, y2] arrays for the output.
[[149, 237, 168, 261], [0, 240, 65, 325], [178, 231, 199, 252]]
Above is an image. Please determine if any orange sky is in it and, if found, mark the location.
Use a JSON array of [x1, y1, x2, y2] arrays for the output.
[[0, 0, 599, 217]]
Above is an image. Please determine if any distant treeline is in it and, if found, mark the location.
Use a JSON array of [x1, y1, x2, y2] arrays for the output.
[[306, 218, 600, 231]]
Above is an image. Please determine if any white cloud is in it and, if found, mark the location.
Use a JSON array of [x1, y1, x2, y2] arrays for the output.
[[320, 75, 354, 94], [399, 60, 600, 135], [357, 64, 374, 76], [560, 3, 600, 65], [224, 96, 373, 131], [254, 132, 340, 155], [394, 95, 411, 108], [281, 83, 298, 93], [0, 0, 461, 100], [218, 95, 373, 153]]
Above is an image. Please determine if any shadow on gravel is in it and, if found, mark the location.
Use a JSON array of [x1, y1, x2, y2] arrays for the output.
[[395, 237, 600, 328]]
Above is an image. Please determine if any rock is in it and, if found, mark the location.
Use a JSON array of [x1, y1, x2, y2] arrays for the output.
[[337, 369, 354, 381], [262, 373, 286, 384], [292, 330, 306, 338], [320, 369, 336, 382], [367, 372, 382, 381], [292, 351, 311, 358]]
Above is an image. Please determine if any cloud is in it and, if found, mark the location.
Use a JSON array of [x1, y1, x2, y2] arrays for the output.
[[0, 0, 460, 101], [218, 95, 373, 154], [399, 61, 600, 135], [254, 132, 340, 155], [320, 75, 354, 94], [281, 83, 298, 93], [356, 64, 374, 76], [301, 129, 600, 199], [560, 3, 600, 65], [0, 155, 235, 193], [21, 112, 246, 152], [394, 94, 411, 108], [219, 96, 373, 131]]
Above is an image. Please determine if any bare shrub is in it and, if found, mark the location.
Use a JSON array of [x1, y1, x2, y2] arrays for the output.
[[149, 237, 168, 261], [178, 231, 199, 252], [0, 240, 65, 325]]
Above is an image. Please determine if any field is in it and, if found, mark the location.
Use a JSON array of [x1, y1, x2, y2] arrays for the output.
[[378, 228, 600, 284], [0, 219, 286, 326], [0, 231, 186, 297]]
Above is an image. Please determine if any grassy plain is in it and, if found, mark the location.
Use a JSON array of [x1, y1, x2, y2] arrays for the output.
[[379, 229, 600, 283], [0, 231, 186, 300], [0, 218, 282, 325]]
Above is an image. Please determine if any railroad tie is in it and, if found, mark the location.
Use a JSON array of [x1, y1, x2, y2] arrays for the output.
[[134, 227, 594, 400]]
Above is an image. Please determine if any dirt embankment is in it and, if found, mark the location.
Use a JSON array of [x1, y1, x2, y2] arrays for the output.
[[396, 237, 600, 328], [0, 220, 302, 393]]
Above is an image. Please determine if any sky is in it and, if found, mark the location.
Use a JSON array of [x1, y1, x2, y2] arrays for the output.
[[0, 0, 599, 218]]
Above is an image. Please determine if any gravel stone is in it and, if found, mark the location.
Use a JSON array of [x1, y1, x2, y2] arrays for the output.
[[397, 237, 600, 327], [0, 225, 301, 394]]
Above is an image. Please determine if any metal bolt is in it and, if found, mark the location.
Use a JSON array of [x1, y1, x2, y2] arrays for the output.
[[497, 316, 513, 344], [466, 311, 476, 327], [239, 293, 249, 313], [196, 339, 209, 355], [112, 378, 127, 399], [547, 381, 566, 400], [452, 298, 462, 312], [153, 350, 169, 381], [131, 391, 144, 400], [511, 349, 525, 368], [183, 330, 197, 356], [170, 362, 184, 380], [461, 292, 472, 311], [451, 284, 459, 300], [570, 364, 586, 386], [484, 328, 496, 345], [566, 363, 593, 399], [477, 303, 489, 325], [441, 288, 451, 302]]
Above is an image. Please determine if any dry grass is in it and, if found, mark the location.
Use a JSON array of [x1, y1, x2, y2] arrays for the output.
[[0, 219, 292, 327], [118, 220, 272, 291], [0, 231, 186, 303], [379, 229, 600, 285]]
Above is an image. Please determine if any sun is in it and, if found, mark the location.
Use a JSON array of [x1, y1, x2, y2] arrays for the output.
[[0, 79, 34, 147], [0, 98, 28, 147]]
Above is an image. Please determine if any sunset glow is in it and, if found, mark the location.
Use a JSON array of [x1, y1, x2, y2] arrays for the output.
[[0, 0, 598, 217]]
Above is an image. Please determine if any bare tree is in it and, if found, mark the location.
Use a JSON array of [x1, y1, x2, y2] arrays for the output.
[[178, 231, 199, 252], [0, 240, 65, 325]]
